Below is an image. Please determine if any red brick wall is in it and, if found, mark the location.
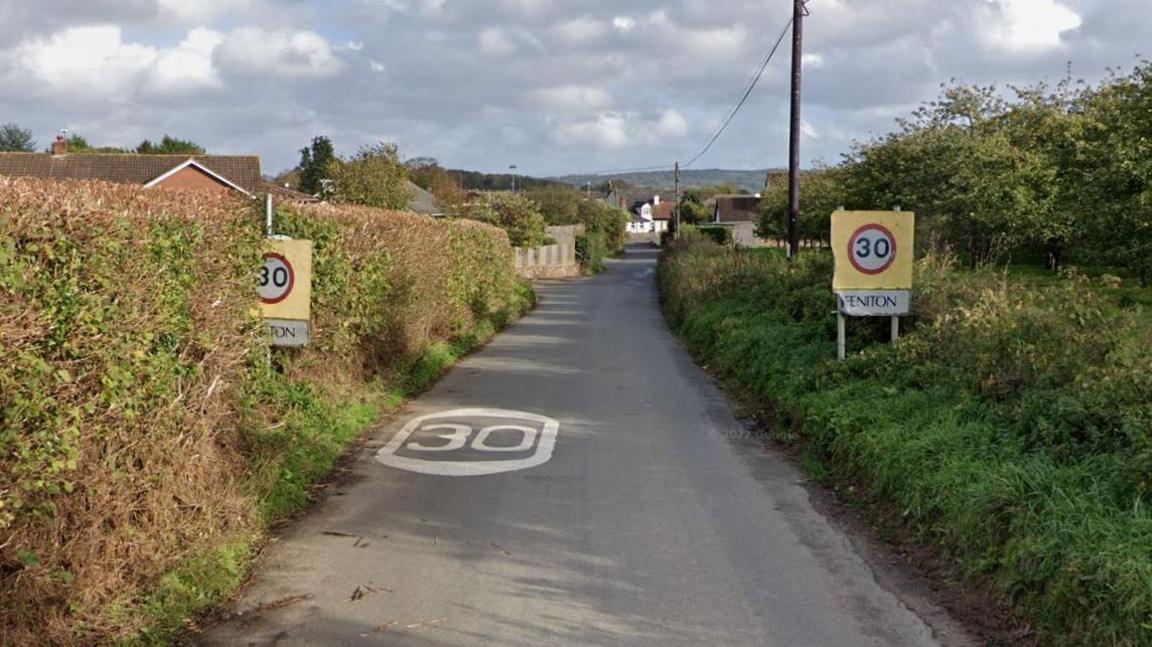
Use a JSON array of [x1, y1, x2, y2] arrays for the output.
[[154, 166, 233, 193]]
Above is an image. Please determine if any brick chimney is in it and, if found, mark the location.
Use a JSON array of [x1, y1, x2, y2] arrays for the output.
[[51, 135, 67, 156]]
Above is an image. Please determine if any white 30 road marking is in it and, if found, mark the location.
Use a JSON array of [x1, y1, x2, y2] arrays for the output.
[[376, 408, 559, 476]]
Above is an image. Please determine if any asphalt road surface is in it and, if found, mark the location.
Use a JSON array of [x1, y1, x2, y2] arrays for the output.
[[198, 244, 964, 647]]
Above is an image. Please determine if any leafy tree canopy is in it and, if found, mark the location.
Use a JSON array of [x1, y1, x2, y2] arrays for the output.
[[327, 142, 411, 210], [0, 123, 36, 152], [136, 135, 205, 155], [297, 135, 335, 195], [465, 192, 548, 247], [407, 156, 468, 215]]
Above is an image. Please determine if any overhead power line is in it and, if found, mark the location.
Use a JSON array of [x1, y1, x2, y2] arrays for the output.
[[552, 163, 675, 178], [541, 10, 799, 182], [682, 15, 795, 169]]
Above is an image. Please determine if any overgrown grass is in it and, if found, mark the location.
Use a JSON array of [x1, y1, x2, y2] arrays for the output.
[[124, 542, 252, 646], [659, 234, 1152, 646]]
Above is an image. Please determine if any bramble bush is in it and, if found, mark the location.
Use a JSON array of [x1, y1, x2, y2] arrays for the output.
[[659, 236, 1152, 645], [0, 179, 530, 645]]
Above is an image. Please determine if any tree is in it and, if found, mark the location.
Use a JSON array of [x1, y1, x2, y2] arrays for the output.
[[577, 199, 629, 252], [297, 136, 335, 195], [464, 192, 548, 247], [136, 135, 205, 155], [0, 123, 36, 152], [326, 142, 411, 210], [405, 157, 441, 188], [45, 134, 129, 154], [678, 184, 748, 225], [524, 185, 582, 225], [758, 169, 845, 245], [1070, 63, 1152, 282], [406, 157, 468, 216]]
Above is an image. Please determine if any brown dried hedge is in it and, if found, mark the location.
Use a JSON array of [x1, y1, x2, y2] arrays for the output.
[[0, 179, 524, 644]]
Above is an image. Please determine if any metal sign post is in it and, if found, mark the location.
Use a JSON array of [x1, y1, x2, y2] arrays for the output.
[[265, 193, 274, 237], [831, 208, 915, 359]]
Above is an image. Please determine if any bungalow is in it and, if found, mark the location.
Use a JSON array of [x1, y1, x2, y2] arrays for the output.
[[0, 135, 261, 195]]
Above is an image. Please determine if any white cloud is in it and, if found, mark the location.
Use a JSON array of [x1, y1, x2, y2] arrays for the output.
[[977, 0, 1082, 53], [145, 28, 223, 96], [554, 16, 606, 43], [654, 110, 688, 138], [551, 110, 689, 151], [215, 28, 345, 78], [680, 25, 748, 60], [612, 16, 636, 33], [552, 113, 629, 150], [528, 85, 613, 112], [13, 26, 157, 96], [478, 28, 516, 57], [644, 10, 671, 27], [157, 0, 257, 25], [420, 0, 446, 17]]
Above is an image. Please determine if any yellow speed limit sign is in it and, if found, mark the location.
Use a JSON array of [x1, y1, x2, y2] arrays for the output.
[[831, 211, 914, 315], [259, 238, 312, 346]]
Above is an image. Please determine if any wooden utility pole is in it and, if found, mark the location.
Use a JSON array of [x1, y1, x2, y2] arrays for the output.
[[787, 0, 806, 262], [674, 161, 681, 240]]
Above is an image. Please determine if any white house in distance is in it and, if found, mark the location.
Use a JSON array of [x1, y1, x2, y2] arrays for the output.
[[625, 195, 673, 234]]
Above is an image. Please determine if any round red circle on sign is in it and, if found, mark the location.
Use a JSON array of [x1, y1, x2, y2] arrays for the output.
[[259, 252, 296, 304], [847, 223, 897, 275]]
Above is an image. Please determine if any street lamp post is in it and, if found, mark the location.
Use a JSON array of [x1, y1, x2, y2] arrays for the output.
[[509, 165, 518, 194]]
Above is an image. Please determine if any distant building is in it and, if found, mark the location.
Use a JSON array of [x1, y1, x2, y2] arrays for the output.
[[625, 195, 672, 234], [711, 195, 762, 224], [0, 136, 261, 195], [599, 180, 629, 212], [710, 194, 768, 248]]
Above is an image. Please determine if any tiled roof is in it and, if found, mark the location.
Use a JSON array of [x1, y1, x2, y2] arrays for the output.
[[405, 180, 440, 215], [713, 195, 762, 223], [263, 181, 321, 203], [0, 153, 262, 194], [651, 201, 675, 221]]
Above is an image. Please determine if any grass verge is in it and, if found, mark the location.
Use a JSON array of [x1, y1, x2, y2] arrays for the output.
[[659, 234, 1152, 646]]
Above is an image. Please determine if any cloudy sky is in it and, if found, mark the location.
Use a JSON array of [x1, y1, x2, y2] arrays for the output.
[[0, 0, 1146, 177]]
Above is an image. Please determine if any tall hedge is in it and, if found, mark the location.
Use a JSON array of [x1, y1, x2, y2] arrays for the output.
[[0, 179, 527, 644]]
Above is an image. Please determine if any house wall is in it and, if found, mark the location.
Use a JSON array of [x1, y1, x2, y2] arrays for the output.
[[729, 221, 769, 248], [155, 167, 233, 193], [514, 224, 583, 279]]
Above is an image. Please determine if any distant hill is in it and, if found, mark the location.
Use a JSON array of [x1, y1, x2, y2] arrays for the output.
[[551, 168, 782, 194], [447, 169, 567, 191]]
